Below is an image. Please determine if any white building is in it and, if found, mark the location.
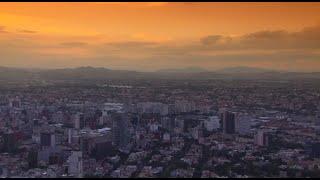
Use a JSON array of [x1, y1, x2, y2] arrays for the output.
[[103, 103, 124, 114], [163, 133, 171, 142], [52, 111, 64, 123], [174, 100, 195, 113], [174, 117, 185, 134], [68, 129, 72, 144], [315, 110, 320, 126], [74, 113, 84, 130], [67, 151, 83, 178], [137, 102, 168, 116], [149, 123, 159, 132], [235, 114, 251, 135], [204, 116, 220, 131], [191, 126, 203, 140], [254, 129, 269, 146]]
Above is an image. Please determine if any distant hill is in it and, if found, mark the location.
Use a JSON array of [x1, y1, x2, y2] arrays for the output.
[[0, 66, 35, 81], [0, 66, 320, 82], [157, 67, 208, 73], [39, 66, 146, 80], [216, 66, 278, 74]]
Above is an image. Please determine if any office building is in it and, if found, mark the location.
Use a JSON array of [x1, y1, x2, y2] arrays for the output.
[[204, 116, 220, 132], [112, 113, 130, 149], [74, 113, 85, 130], [235, 114, 251, 135], [254, 130, 269, 146], [222, 111, 236, 134], [40, 132, 55, 148], [67, 151, 83, 178]]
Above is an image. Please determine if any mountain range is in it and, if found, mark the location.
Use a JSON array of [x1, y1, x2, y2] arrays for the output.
[[0, 66, 320, 81]]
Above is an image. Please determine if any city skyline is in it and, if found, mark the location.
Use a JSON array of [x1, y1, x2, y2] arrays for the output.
[[0, 2, 320, 72], [1, 2, 320, 178]]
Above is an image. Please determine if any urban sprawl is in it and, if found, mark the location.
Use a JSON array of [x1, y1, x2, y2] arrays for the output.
[[1, 79, 320, 178]]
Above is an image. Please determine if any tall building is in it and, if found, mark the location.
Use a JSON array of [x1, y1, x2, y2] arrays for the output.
[[79, 128, 112, 158], [254, 130, 269, 146], [9, 97, 21, 108], [163, 132, 171, 142], [222, 111, 236, 134], [27, 148, 38, 168], [67, 151, 83, 178], [2, 131, 16, 153], [315, 110, 320, 126], [218, 107, 229, 130], [68, 129, 73, 144], [311, 142, 320, 158], [74, 113, 85, 130], [112, 113, 130, 149], [220, 110, 251, 135], [40, 132, 55, 148], [174, 100, 195, 114], [137, 102, 168, 115], [135, 128, 147, 150], [204, 116, 220, 132], [235, 114, 251, 135], [174, 117, 185, 133], [191, 126, 203, 140], [161, 117, 175, 133], [0, 164, 8, 178]]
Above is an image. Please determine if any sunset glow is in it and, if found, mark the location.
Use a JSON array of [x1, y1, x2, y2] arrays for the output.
[[1, 2, 320, 71]]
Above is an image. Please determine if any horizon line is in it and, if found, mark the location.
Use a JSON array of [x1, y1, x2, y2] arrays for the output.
[[1, 65, 320, 74]]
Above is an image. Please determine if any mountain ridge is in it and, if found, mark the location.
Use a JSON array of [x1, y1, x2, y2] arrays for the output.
[[0, 66, 320, 81]]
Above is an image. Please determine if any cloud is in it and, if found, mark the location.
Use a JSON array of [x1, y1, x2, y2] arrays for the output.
[[88, 24, 320, 65], [0, 26, 8, 33], [0, 23, 320, 71], [104, 41, 158, 48], [59, 42, 89, 47], [92, 2, 169, 7], [244, 30, 288, 40], [201, 35, 226, 45], [17, 29, 37, 34], [200, 24, 320, 50]]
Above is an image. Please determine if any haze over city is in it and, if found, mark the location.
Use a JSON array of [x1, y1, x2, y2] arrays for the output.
[[0, 2, 320, 72], [2, 2, 320, 179]]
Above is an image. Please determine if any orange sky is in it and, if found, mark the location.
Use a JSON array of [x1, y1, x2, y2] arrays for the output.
[[0, 2, 320, 71]]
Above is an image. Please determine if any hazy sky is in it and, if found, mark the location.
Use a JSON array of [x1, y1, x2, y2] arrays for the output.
[[0, 2, 320, 71]]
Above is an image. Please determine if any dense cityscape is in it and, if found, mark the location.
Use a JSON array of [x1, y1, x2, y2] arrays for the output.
[[1, 2, 320, 178], [1, 75, 320, 178]]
